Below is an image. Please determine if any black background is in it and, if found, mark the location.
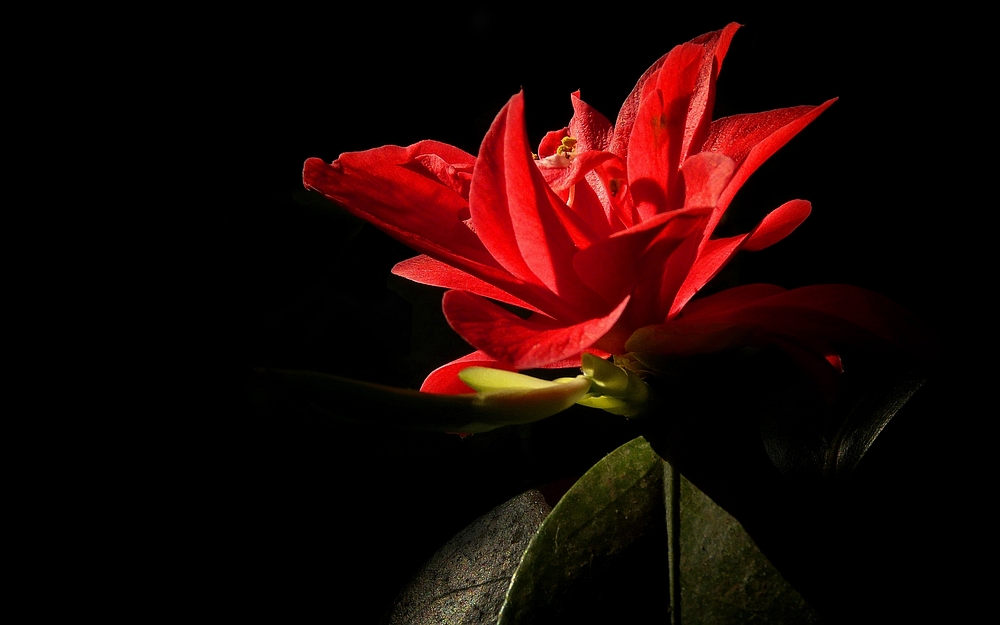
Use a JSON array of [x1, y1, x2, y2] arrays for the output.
[[220, 5, 983, 621]]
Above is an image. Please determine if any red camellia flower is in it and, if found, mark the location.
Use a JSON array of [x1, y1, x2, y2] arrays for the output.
[[304, 24, 923, 394]]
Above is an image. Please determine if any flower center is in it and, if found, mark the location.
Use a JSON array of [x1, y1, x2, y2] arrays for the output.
[[534, 136, 579, 206], [556, 136, 577, 158], [535, 136, 578, 168]]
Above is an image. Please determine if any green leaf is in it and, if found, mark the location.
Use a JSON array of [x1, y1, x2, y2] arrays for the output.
[[498, 437, 666, 624], [497, 436, 819, 623], [387, 490, 552, 624], [824, 370, 925, 477], [668, 462, 820, 624]]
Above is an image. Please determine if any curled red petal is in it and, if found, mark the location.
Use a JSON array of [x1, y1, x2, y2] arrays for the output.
[[538, 127, 569, 158], [411, 153, 474, 199], [303, 143, 489, 266], [443, 290, 631, 370], [742, 199, 811, 251]]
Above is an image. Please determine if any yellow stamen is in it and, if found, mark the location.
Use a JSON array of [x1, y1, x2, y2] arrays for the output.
[[556, 136, 578, 158]]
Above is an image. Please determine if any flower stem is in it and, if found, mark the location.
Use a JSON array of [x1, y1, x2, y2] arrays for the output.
[[664, 459, 681, 625]]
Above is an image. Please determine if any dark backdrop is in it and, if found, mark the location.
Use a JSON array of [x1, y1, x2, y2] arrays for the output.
[[220, 6, 981, 621]]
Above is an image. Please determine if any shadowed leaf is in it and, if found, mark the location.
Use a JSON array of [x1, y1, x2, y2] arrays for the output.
[[387, 490, 552, 625], [825, 370, 925, 477], [672, 464, 820, 624], [498, 437, 666, 624], [497, 436, 819, 623]]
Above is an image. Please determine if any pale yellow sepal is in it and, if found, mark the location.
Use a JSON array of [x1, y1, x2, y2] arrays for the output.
[[464, 374, 594, 425], [457, 354, 651, 419], [459, 367, 573, 392]]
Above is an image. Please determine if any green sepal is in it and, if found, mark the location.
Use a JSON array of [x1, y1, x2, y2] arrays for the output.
[[579, 353, 650, 417]]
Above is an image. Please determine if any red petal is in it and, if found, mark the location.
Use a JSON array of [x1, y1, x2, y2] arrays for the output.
[[573, 206, 707, 311], [569, 91, 614, 152], [303, 142, 490, 266], [742, 199, 811, 251], [411, 153, 474, 199], [443, 290, 631, 369], [668, 235, 746, 317], [627, 284, 934, 365], [683, 283, 789, 311], [538, 128, 569, 158], [681, 152, 737, 210], [610, 51, 671, 159], [703, 99, 836, 228], [610, 23, 740, 163], [681, 23, 740, 168], [626, 42, 705, 220], [470, 92, 602, 312], [535, 149, 622, 240], [668, 199, 811, 315], [392, 255, 544, 313]]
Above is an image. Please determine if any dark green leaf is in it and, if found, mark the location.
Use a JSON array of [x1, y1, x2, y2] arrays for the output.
[[825, 370, 925, 477], [498, 437, 666, 624], [670, 464, 820, 624], [386, 490, 552, 625], [496, 436, 819, 623]]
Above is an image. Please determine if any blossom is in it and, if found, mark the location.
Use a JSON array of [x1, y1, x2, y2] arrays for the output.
[[303, 24, 922, 394]]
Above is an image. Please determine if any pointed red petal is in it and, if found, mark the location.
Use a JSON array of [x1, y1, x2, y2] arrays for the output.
[[610, 23, 740, 163], [642, 151, 737, 319], [470, 92, 602, 312], [668, 198, 811, 316], [392, 255, 544, 313], [681, 23, 740, 167], [703, 99, 836, 225], [569, 91, 614, 152], [572, 206, 707, 311], [667, 235, 746, 317], [626, 42, 705, 219], [610, 53, 670, 159], [443, 290, 631, 369]]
